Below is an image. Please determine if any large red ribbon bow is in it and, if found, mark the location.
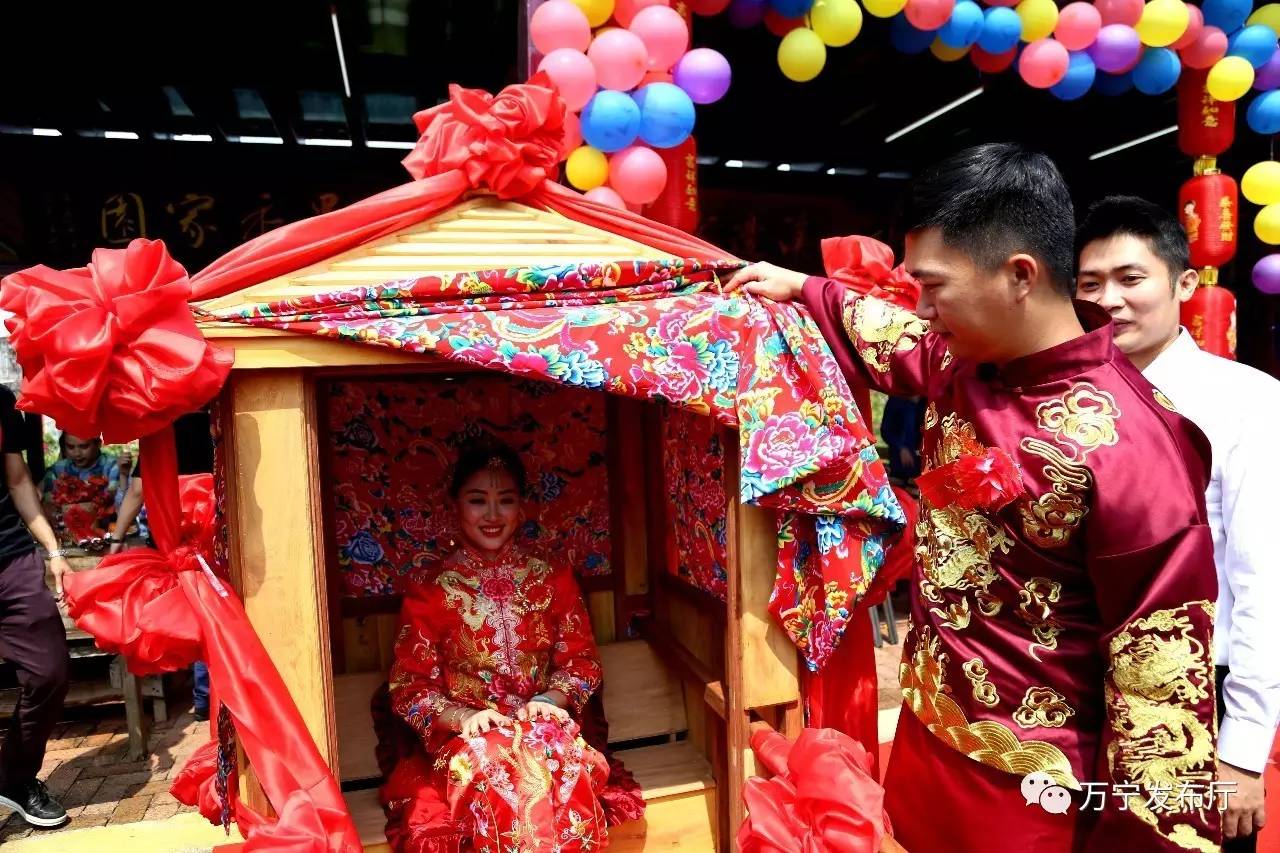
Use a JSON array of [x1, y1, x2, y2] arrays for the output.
[[821, 236, 921, 312], [916, 447, 1026, 513]]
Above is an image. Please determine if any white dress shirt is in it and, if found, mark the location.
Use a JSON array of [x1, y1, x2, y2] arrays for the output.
[[1144, 328, 1280, 773]]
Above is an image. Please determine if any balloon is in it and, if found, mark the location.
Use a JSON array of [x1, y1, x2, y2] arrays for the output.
[[1255, 50, 1280, 88], [584, 186, 627, 209], [531, 0, 592, 54], [1133, 46, 1182, 92], [565, 145, 609, 190], [580, 90, 642, 152], [1257, 203, 1280, 244], [1090, 24, 1143, 72], [1171, 3, 1204, 50], [613, 0, 669, 27], [1017, 0, 1058, 42], [570, 0, 616, 27], [939, 0, 984, 47], [1180, 25, 1229, 68], [1094, 69, 1135, 93], [1055, 3, 1102, 51], [538, 49, 598, 111], [931, 37, 972, 59], [1228, 25, 1278, 69], [641, 69, 674, 85], [972, 43, 1019, 70], [905, 0, 955, 31], [609, 145, 668, 204], [891, 13, 937, 51], [688, 0, 732, 13], [1095, 0, 1142, 26], [1248, 90, 1280, 132], [630, 6, 690, 71], [811, 0, 865, 46], [1051, 49, 1098, 98], [984, 0, 1018, 6], [1249, 3, 1280, 36], [674, 48, 733, 103], [561, 112, 583, 158], [979, 7, 1022, 52], [634, 82, 696, 147], [1135, 0, 1190, 47], [1251, 252, 1280, 293], [589, 28, 650, 90], [1243, 161, 1280, 204], [865, 0, 909, 16], [1207, 55, 1256, 100], [778, 27, 828, 79], [771, 0, 815, 13], [730, 0, 769, 26], [1019, 37, 1070, 86], [1202, 0, 1252, 33], [765, 10, 806, 34]]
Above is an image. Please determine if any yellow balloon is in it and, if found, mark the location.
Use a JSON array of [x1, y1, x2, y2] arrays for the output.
[[863, 0, 907, 19], [1247, 3, 1280, 37], [1207, 56, 1255, 102], [930, 38, 970, 61], [778, 27, 828, 82], [569, 0, 615, 28], [1135, 0, 1189, 47], [566, 146, 609, 191], [1244, 162, 1280, 206], [1017, 0, 1059, 43], [811, 0, 864, 47], [1256, 204, 1280, 245]]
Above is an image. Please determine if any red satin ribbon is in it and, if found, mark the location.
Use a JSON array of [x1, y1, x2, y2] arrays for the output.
[[820, 236, 921, 312]]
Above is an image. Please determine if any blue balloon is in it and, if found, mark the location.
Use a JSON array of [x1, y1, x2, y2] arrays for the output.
[[977, 7, 1021, 54], [1228, 25, 1279, 69], [633, 83, 696, 149], [769, 0, 813, 16], [580, 91, 641, 153], [1132, 48, 1182, 95], [1202, 0, 1252, 34], [1051, 51, 1096, 101], [1247, 89, 1280, 133], [1094, 70, 1134, 96], [891, 14, 934, 54], [939, 1, 985, 49]]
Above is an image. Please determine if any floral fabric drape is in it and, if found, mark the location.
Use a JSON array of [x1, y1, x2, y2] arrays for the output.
[[662, 408, 728, 601]]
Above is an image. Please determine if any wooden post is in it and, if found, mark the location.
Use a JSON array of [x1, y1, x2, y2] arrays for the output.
[[225, 369, 336, 812]]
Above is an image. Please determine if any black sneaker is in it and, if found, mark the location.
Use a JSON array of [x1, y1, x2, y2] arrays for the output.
[[0, 779, 68, 828], [193, 709, 209, 723]]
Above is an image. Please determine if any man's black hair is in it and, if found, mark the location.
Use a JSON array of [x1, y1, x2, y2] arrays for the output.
[[1075, 194, 1190, 281], [901, 143, 1076, 298]]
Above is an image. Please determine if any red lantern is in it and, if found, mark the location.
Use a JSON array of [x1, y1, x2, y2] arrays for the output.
[[1179, 171, 1238, 269], [1178, 68, 1236, 157], [1181, 282, 1237, 359], [643, 135, 699, 233]]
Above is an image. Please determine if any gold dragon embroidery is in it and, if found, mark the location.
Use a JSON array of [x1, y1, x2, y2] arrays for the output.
[[842, 296, 929, 373]]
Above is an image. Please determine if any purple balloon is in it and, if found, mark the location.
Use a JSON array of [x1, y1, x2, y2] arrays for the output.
[[674, 48, 732, 105], [729, 0, 768, 27], [1089, 24, 1142, 74], [1255, 52, 1280, 91], [1252, 253, 1280, 294]]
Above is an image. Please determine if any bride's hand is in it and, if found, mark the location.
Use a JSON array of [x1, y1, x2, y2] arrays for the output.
[[517, 699, 570, 725], [459, 708, 511, 738]]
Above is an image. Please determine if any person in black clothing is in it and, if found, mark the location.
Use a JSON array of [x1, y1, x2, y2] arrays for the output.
[[0, 387, 70, 827], [880, 395, 926, 484]]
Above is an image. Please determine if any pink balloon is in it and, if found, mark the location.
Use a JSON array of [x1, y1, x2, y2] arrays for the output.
[[629, 5, 689, 71], [609, 145, 668, 204], [905, 0, 955, 31], [1055, 3, 1102, 52], [1019, 38, 1070, 88], [530, 0, 591, 54], [1179, 25, 1228, 69], [1094, 0, 1142, 27], [614, 0, 670, 27], [588, 29, 650, 91], [560, 112, 583, 160], [585, 186, 627, 209], [538, 48, 598, 111], [1171, 4, 1204, 52]]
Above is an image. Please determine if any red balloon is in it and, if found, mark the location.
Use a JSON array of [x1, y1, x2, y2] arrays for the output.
[[1019, 38, 1069, 88], [610, 145, 669, 204], [1179, 25, 1228, 70], [688, 0, 732, 13], [1171, 3, 1204, 51], [614, 0, 669, 27], [971, 44, 1019, 72], [1094, 0, 1142, 27], [764, 10, 804, 36], [560, 112, 583, 160], [905, 0, 956, 32]]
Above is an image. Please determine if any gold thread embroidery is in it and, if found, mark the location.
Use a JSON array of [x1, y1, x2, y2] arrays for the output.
[[1012, 687, 1075, 729], [961, 658, 1000, 707], [923, 401, 939, 431], [1153, 389, 1178, 412], [900, 626, 1079, 789], [1035, 383, 1121, 453], [1017, 577, 1064, 660], [843, 297, 929, 373], [930, 597, 972, 631], [940, 349, 954, 369]]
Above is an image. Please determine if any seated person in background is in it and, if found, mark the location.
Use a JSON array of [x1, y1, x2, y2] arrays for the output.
[[379, 435, 629, 852], [41, 433, 121, 546], [879, 395, 925, 485]]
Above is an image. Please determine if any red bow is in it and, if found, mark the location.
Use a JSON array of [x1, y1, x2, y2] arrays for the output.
[[821, 236, 921, 312], [402, 73, 567, 199], [0, 239, 232, 443], [916, 447, 1026, 513], [739, 727, 892, 853]]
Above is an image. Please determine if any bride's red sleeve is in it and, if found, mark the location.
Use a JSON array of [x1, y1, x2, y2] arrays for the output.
[[545, 566, 602, 712], [387, 578, 466, 738]]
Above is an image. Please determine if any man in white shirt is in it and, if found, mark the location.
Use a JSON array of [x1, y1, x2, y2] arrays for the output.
[[1077, 195, 1280, 848]]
